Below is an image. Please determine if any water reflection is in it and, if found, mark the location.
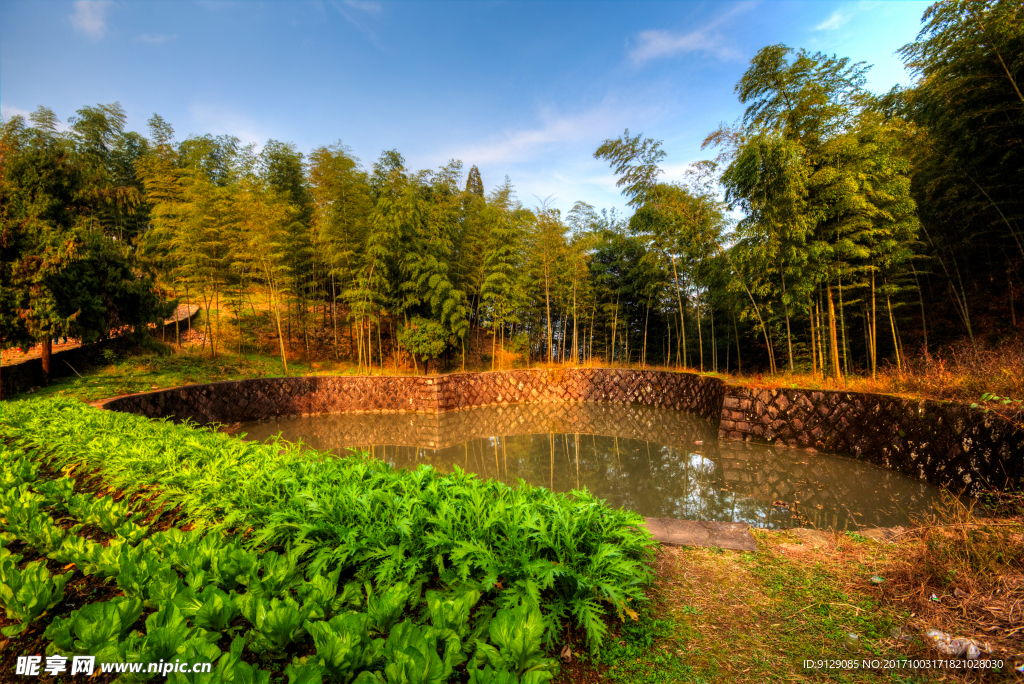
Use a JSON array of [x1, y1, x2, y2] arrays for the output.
[[233, 403, 942, 529]]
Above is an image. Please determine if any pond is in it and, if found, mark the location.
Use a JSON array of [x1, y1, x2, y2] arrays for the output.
[[233, 402, 943, 530]]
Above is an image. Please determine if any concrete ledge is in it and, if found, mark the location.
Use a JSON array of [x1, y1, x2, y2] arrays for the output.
[[642, 518, 757, 552]]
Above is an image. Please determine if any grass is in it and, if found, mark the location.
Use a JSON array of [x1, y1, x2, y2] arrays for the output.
[[17, 346, 319, 404], [557, 526, 1022, 683], [723, 335, 1023, 409]]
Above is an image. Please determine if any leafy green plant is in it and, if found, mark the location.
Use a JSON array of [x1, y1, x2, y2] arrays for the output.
[[116, 549, 165, 598], [35, 476, 76, 508], [379, 621, 448, 684], [297, 568, 363, 619], [239, 594, 317, 655], [478, 605, 556, 682], [169, 637, 272, 684], [244, 548, 306, 599], [6, 513, 66, 555], [44, 596, 145, 660], [178, 585, 241, 633], [0, 547, 72, 636], [971, 392, 1023, 409], [67, 491, 143, 534], [0, 447, 40, 491], [137, 603, 215, 664], [2, 397, 657, 654], [367, 582, 419, 635], [304, 612, 384, 682], [155, 529, 259, 591]]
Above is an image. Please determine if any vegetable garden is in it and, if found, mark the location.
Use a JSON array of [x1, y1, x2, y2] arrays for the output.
[[0, 397, 656, 682]]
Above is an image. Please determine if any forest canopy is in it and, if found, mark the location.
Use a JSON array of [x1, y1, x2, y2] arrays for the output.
[[2, 0, 1020, 381]]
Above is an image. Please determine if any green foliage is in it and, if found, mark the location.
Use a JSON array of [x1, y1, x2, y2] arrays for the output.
[[43, 596, 145, 659], [397, 317, 449, 368], [67, 490, 145, 533], [240, 594, 318, 655], [367, 582, 420, 636], [305, 613, 384, 683], [2, 397, 655, 655], [483, 604, 556, 681], [0, 546, 72, 636]]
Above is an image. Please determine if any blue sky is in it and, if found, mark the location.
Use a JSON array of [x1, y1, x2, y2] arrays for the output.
[[1, 0, 931, 214]]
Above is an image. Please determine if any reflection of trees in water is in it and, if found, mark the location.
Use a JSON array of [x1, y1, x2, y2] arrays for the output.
[[236, 403, 941, 529]]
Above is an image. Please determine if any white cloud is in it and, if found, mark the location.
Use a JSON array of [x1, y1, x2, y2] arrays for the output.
[[69, 1, 113, 40], [136, 33, 177, 44], [444, 101, 642, 168], [628, 2, 757, 65], [1, 104, 34, 123], [187, 103, 267, 146], [814, 10, 850, 31], [1, 104, 72, 131]]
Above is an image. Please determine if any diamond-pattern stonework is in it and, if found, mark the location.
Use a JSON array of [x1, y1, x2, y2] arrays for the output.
[[96, 369, 1020, 496], [718, 387, 1022, 496]]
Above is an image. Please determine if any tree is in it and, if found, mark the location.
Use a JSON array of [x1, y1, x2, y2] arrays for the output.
[[308, 142, 372, 358], [1, 108, 160, 381], [480, 179, 532, 369], [465, 164, 484, 197]]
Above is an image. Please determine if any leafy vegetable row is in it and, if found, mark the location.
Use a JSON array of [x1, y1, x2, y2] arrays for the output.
[[1, 443, 561, 683], [2, 398, 659, 681], [1, 397, 656, 653]]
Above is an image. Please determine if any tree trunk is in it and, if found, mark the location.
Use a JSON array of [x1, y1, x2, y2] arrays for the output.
[[826, 283, 841, 381], [331, 274, 339, 360], [870, 271, 878, 379], [887, 289, 902, 372], [710, 300, 716, 372], [733, 314, 741, 374], [695, 288, 703, 371], [838, 274, 849, 379], [671, 257, 687, 367], [811, 301, 819, 376], [40, 337, 52, 385], [911, 260, 928, 352], [545, 264, 553, 364], [781, 272, 794, 372], [571, 279, 578, 365], [271, 284, 289, 376], [610, 295, 619, 363], [642, 302, 650, 367]]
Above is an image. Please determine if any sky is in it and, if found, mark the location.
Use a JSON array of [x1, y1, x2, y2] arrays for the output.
[[0, 0, 931, 215]]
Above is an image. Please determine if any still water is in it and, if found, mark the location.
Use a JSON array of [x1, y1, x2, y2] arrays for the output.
[[233, 402, 942, 530]]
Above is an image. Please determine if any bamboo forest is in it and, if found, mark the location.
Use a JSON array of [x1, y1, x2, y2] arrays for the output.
[[1, 1, 1022, 682], [3, 4, 1022, 392]]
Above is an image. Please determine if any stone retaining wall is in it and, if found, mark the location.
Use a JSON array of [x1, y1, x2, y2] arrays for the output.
[[719, 386, 1022, 495], [96, 368, 728, 427], [97, 369, 1020, 495]]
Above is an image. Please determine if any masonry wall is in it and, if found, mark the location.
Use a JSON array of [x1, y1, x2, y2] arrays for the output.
[[96, 368, 727, 427], [96, 369, 1020, 495], [718, 386, 1022, 495]]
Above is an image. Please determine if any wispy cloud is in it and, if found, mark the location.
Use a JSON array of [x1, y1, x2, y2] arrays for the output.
[[332, 0, 386, 50], [69, 1, 113, 40], [814, 10, 850, 31], [1, 104, 34, 124], [136, 33, 177, 44], [1, 104, 72, 131], [341, 0, 382, 13], [444, 100, 648, 168], [629, 2, 757, 65], [188, 103, 267, 146]]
